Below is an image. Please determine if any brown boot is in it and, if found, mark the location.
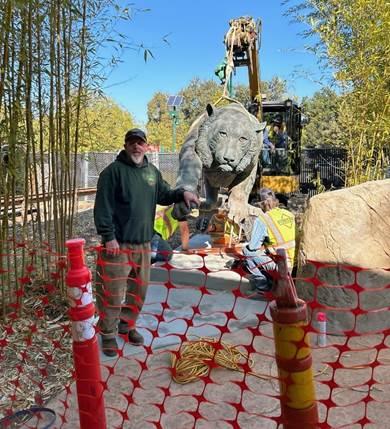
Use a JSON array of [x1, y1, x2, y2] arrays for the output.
[[128, 329, 144, 346], [101, 337, 118, 357], [118, 320, 130, 335]]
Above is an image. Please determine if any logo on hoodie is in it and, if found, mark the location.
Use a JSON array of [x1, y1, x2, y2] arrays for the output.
[[143, 170, 157, 187]]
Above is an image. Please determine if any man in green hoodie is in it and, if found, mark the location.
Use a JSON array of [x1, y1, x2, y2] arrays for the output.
[[94, 128, 199, 357]]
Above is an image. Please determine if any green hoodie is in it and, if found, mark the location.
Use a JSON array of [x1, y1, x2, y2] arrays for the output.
[[94, 150, 184, 244]]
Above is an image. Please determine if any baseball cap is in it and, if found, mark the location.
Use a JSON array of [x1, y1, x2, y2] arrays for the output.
[[272, 114, 283, 125], [258, 188, 276, 201], [124, 128, 147, 143]]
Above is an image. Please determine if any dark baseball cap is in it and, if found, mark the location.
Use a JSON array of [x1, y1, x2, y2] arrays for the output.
[[272, 115, 283, 125], [124, 128, 147, 143], [259, 187, 276, 201]]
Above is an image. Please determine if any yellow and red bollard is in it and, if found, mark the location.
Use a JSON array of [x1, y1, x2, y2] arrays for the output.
[[66, 238, 106, 429], [270, 298, 319, 428]]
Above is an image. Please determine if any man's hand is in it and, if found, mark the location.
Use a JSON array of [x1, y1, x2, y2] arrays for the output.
[[105, 239, 120, 256], [172, 192, 199, 221], [183, 191, 199, 209]]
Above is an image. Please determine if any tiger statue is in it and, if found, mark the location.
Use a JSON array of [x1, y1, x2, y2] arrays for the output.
[[172, 103, 266, 224]]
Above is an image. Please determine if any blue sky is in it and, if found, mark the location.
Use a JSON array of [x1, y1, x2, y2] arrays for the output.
[[102, 0, 326, 124]]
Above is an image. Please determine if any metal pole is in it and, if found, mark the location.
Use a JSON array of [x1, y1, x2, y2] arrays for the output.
[[172, 108, 177, 153]]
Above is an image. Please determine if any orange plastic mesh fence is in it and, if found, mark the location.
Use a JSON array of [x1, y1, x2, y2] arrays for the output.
[[1, 242, 390, 428]]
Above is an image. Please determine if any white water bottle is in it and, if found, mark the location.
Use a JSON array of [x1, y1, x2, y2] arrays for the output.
[[317, 312, 327, 347]]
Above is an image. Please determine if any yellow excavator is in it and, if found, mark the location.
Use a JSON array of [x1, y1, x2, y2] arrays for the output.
[[216, 16, 305, 200]]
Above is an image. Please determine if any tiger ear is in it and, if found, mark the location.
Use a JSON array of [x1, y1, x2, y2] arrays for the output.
[[206, 104, 215, 117], [256, 121, 267, 133]]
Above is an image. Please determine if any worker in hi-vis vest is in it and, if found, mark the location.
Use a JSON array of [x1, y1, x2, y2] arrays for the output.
[[151, 205, 190, 263], [242, 187, 296, 294]]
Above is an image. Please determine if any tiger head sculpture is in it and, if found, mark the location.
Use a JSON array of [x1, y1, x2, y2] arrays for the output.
[[173, 103, 266, 221]]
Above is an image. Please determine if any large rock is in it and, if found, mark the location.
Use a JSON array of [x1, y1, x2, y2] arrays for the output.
[[297, 179, 390, 333]]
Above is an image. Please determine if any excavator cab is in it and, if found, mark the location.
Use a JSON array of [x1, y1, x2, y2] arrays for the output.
[[259, 99, 304, 196], [217, 16, 306, 203]]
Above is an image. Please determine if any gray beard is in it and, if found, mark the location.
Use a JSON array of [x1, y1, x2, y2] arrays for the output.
[[129, 153, 144, 165]]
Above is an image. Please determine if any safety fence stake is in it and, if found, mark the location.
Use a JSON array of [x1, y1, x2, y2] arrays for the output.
[[270, 299, 319, 428], [271, 248, 319, 428], [66, 238, 106, 429]]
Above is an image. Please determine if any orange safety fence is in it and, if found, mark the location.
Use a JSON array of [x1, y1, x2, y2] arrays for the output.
[[0, 239, 390, 428]]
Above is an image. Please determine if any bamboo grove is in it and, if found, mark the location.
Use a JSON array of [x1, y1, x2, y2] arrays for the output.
[[0, 0, 115, 317], [285, 0, 390, 185]]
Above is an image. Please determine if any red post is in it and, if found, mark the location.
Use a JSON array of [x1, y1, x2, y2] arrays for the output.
[[66, 238, 106, 429]]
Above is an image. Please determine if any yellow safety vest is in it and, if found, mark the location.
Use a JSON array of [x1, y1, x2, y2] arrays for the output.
[[258, 207, 296, 269], [266, 125, 278, 146], [224, 219, 241, 243], [154, 205, 179, 241]]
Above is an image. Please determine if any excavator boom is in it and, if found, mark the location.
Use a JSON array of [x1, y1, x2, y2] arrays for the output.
[[219, 16, 304, 198], [223, 17, 262, 118]]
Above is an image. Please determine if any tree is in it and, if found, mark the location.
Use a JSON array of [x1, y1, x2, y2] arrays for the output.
[[146, 92, 173, 152], [301, 87, 343, 147], [262, 76, 288, 101], [146, 76, 292, 151], [230, 76, 288, 106], [146, 79, 223, 152], [284, 0, 390, 184], [78, 95, 136, 152], [0, 0, 149, 308], [180, 78, 223, 125]]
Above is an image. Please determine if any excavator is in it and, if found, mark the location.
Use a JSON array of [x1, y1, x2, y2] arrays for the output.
[[216, 16, 305, 201]]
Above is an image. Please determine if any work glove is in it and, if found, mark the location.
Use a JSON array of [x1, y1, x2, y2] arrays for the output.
[[172, 201, 198, 221]]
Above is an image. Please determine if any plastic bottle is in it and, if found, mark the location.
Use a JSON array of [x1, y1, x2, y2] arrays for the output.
[[316, 312, 327, 347]]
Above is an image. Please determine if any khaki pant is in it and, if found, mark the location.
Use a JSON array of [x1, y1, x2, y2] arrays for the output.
[[95, 242, 151, 339]]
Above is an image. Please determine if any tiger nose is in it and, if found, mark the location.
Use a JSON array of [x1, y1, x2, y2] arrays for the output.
[[223, 154, 235, 163]]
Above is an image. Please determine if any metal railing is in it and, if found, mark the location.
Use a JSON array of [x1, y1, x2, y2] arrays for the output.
[[300, 147, 348, 196]]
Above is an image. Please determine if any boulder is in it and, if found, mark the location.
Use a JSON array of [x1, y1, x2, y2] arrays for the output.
[[296, 179, 390, 334]]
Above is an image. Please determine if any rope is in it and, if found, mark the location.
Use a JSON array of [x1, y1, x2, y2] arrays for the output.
[[0, 407, 56, 429], [171, 337, 271, 384], [222, 24, 237, 97], [213, 94, 256, 124]]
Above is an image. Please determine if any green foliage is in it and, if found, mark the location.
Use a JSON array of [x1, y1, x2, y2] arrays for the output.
[[146, 92, 188, 152], [180, 78, 223, 124], [285, 0, 390, 184], [233, 84, 250, 106], [262, 76, 288, 101], [301, 87, 343, 147], [78, 95, 136, 152], [234, 76, 288, 104], [145, 76, 291, 152], [146, 80, 223, 152]]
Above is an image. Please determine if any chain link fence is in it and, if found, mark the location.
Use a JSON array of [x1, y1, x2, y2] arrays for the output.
[[59, 147, 387, 201], [77, 152, 176, 201], [77, 149, 349, 200]]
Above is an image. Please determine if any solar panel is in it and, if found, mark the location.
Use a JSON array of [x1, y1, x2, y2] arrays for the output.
[[174, 95, 183, 106], [167, 95, 184, 107], [167, 95, 176, 107]]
